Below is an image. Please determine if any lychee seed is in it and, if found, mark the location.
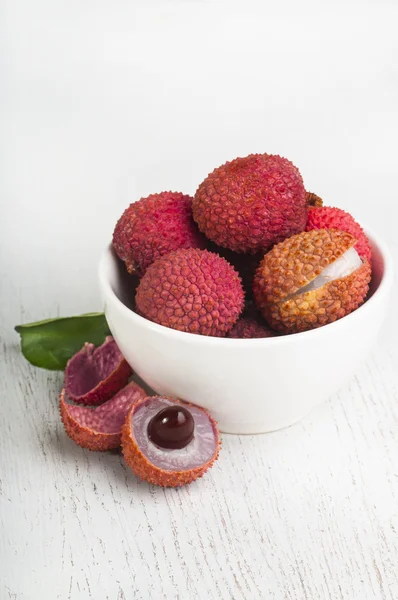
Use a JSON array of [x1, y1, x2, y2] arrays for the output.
[[148, 406, 195, 450]]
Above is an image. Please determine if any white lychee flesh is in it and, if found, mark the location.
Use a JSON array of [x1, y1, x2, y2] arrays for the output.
[[297, 247, 362, 295]]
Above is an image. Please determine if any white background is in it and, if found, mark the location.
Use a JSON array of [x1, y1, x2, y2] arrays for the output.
[[1, 1, 398, 599]]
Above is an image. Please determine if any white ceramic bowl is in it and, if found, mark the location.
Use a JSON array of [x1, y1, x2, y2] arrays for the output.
[[99, 230, 393, 434]]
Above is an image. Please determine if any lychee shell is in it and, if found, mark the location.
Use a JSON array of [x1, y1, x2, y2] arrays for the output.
[[227, 316, 276, 339], [306, 206, 371, 262], [205, 241, 261, 299], [64, 337, 133, 406], [60, 382, 147, 451]]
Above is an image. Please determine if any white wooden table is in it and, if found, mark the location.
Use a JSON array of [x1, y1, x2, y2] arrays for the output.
[[2, 1, 398, 598]]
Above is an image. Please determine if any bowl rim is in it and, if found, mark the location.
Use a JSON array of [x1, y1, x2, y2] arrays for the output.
[[99, 227, 394, 347]]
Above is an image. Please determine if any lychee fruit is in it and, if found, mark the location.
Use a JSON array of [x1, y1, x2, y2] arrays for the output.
[[206, 242, 261, 299], [306, 206, 371, 262], [253, 229, 372, 334], [64, 336, 132, 406], [192, 154, 307, 253], [121, 396, 220, 487], [228, 315, 277, 339], [135, 248, 245, 336], [60, 381, 147, 451], [306, 191, 323, 207], [113, 192, 206, 276]]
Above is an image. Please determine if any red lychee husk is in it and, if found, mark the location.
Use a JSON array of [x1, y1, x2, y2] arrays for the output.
[[64, 337, 132, 406], [228, 315, 277, 339], [206, 242, 261, 299], [306, 206, 371, 262], [121, 397, 221, 487], [193, 154, 307, 253], [112, 191, 206, 276], [60, 381, 147, 451], [135, 248, 245, 337]]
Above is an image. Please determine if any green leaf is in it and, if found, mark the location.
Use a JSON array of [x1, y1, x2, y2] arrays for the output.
[[15, 313, 111, 370]]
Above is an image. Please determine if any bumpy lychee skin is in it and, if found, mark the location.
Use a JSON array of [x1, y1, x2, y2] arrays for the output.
[[113, 192, 205, 276], [121, 396, 220, 487], [64, 337, 132, 406], [193, 154, 307, 253], [253, 229, 372, 334], [206, 242, 261, 299], [227, 315, 277, 339], [135, 248, 245, 336], [306, 206, 371, 262], [60, 381, 147, 451]]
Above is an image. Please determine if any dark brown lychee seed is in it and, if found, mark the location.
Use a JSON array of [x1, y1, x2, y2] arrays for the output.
[[148, 406, 194, 449]]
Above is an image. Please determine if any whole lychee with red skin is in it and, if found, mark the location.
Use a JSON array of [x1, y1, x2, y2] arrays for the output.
[[253, 229, 372, 334], [228, 315, 277, 339], [135, 248, 245, 336], [306, 206, 371, 262], [121, 396, 220, 487], [113, 192, 205, 276], [192, 154, 307, 254]]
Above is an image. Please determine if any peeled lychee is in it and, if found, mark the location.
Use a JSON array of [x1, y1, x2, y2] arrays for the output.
[[193, 154, 307, 253], [121, 396, 220, 487], [60, 381, 147, 451], [64, 337, 132, 406], [113, 191, 205, 276], [135, 248, 245, 336], [306, 206, 371, 262], [253, 229, 372, 334], [228, 315, 276, 339]]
